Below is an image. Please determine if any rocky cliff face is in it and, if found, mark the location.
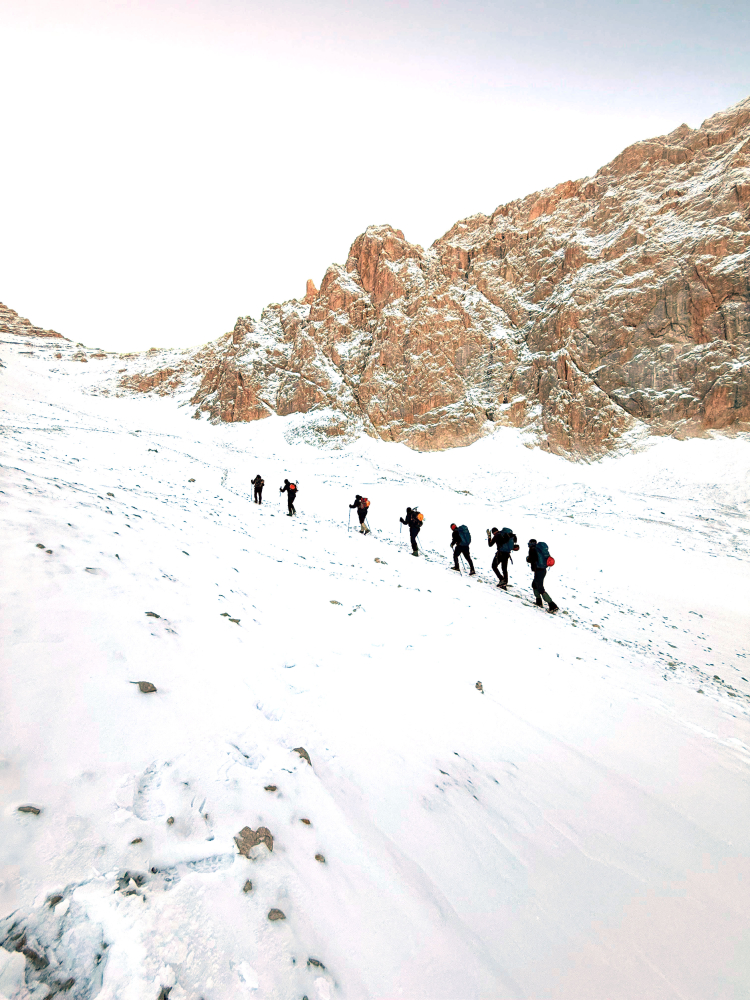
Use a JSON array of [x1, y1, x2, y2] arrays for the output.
[[105, 97, 750, 456]]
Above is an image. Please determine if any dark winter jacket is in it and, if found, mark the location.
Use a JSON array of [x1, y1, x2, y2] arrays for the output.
[[400, 509, 421, 532], [451, 528, 463, 548], [488, 530, 514, 552], [527, 543, 545, 571]]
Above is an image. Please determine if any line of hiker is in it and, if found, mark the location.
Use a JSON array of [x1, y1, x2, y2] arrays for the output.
[[445, 519, 558, 612]]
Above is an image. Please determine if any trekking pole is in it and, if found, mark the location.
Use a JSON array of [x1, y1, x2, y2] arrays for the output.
[[348, 508, 351, 533]]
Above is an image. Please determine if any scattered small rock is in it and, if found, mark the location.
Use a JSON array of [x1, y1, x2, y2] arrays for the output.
[[300, 818, 311, 825], [329, 600, 341, 605], [713, 675, 722, 683], [242, 880, 253, 893], [229, 618, 240, 625], [220, 612, 230, 617], [293, 747, 312, 766], [267, 909, 286, 921], [107, 492, 114, 497], [145, 611, 161, 618], [475, 681, 484, 694], [188, 478, 196, 483], [46, 549, 53, 554], [148, 448, 158, 453], [166, 816, 175, 826], [18, 805, 41, 815], [235, 825, 274, 856], [315, 854, 326, 863], [36, 543, 45, 549], [157, 988, 172, 1000], [130, 838, 143, 845], [85, 567, 103, 574], [47, 894, 63, 908], [130, 681, 157, 693], [264, 785, 277, 792], [307, 958, 325, 969], [182, 551, 190, 556]]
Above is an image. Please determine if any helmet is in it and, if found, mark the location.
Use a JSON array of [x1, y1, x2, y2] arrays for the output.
[[450, 523, 457, 529]]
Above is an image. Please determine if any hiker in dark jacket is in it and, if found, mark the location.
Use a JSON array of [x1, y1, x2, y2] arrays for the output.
[[399, 507, 421, 556], [280, 479, 298, 516], [526, 538, 559, 612], [252, 475, 264, 504], [349, 494, 370, 534], [487, 526, 516, 589], [450, 523, 475, 575]]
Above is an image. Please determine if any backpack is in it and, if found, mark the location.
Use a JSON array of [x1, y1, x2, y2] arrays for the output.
[[289, 483, 297, 492], [499, 527, 517, 553], [457, 525, 471, 546], [361, 497, 370, 508], [416, 511, 424, 523], [535, 541, 554, 568]]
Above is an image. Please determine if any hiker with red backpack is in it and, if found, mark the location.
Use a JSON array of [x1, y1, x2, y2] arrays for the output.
[[487, 526, 518, 589], [349, 494, 371, 534], [280, 479, 298, 516], [400, 507, 423, 556], [526, 539, 559, 612], [450, 523, 475, 575]]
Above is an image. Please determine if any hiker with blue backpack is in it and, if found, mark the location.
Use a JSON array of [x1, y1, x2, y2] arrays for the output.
[[526, 539, 559, 613], [450, 523, 475, 575], [487, 526, 518, 589]]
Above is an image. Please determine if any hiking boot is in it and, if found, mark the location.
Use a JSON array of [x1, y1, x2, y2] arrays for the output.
[[451, 566, 460, 572], [411, 551, 419, 557], [535, 595, 543, 607], [469, 570, 476, 576], [547, 601, 559, 613], [497, 582, 506, 589]]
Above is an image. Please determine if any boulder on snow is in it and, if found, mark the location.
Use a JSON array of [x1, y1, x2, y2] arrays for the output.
[[17, 805, 41, 815], [315, 854, 326, 864], [131, 681, 157, 693], [475, 681, 484, 694], [293, 747, 311, 766], [145, 611, 161, 618], [267, 909, 286, 921], [242, 880, 253, 893], [300, 818, 311, 825], [234, 826, 274, 856], [264, 785, 277, 792]]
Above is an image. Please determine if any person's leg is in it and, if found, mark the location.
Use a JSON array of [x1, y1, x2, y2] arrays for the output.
[[500, 554, 509, 585], [358, 509, 367, 532], [410, 528, 419, 554], [258, 488, 263, 504], [533, 568, 546, 606], [492, 552, 502, 581], [465, 547, 475, 574]]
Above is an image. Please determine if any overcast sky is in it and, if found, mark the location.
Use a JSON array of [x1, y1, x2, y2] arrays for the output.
[[1, 0, 748, 351]]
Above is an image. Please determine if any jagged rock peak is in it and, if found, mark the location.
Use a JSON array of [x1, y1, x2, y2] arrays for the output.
[[24, 96, 750, 459]]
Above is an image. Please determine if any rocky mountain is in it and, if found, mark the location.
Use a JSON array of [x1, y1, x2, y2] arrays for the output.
[[12, 98, 750, 458]]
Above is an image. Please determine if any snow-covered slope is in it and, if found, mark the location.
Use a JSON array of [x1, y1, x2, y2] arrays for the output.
[[1, 340, 750, 1000]]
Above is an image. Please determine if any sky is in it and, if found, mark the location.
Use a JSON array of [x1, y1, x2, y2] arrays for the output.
[[1, 1, 748, 351]]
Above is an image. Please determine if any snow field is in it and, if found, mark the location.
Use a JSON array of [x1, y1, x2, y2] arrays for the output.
[[1, 347, 750, 999]]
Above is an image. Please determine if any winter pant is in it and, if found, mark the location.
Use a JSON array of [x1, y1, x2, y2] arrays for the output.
[[254, 487, 263, 503], [357, 508, 367, 527], [287, 497, 296, 514], [532, 568, 554, 605], [492, 552, 509, 584], [409, 526, 420, 553], [453, 544, 474, 573]]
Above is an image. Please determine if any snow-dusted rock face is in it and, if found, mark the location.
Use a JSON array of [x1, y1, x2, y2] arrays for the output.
[[116, 95, 750, 458]]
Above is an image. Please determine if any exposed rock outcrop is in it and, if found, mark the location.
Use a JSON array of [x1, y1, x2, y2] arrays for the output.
[[12, 98, 750, 459]]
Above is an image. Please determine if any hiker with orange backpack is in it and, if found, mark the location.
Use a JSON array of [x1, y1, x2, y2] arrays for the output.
[[280, 479, 298, 516], [450, 523, 475, 575], [526, 539, 559, 612], [400, 507, 423, 556], [349, 494, 371, 534]]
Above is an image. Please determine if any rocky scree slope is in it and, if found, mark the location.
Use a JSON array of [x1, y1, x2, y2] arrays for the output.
[[53, 99, 750, 455]]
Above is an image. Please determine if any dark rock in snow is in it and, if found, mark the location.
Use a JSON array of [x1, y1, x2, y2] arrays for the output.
[[315, 854, 326, 864], [307, 958, 325, 969], [130, 838, 143, 845], [47, 895, 63, 908], [300, 818, 311, 825], [475, 681, 484, 694], [264, 785, 277, 792], [145, 611, 161, 618], [293, 747, 311, 766], [235, 826, 274, 856], [166, 817, 175, 826], [267, 909, 286, 921], [36, 543, 45, 549], [242, 880, 253, 893], [131, 681, 157, 693], [18, 805, 41, 815]]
